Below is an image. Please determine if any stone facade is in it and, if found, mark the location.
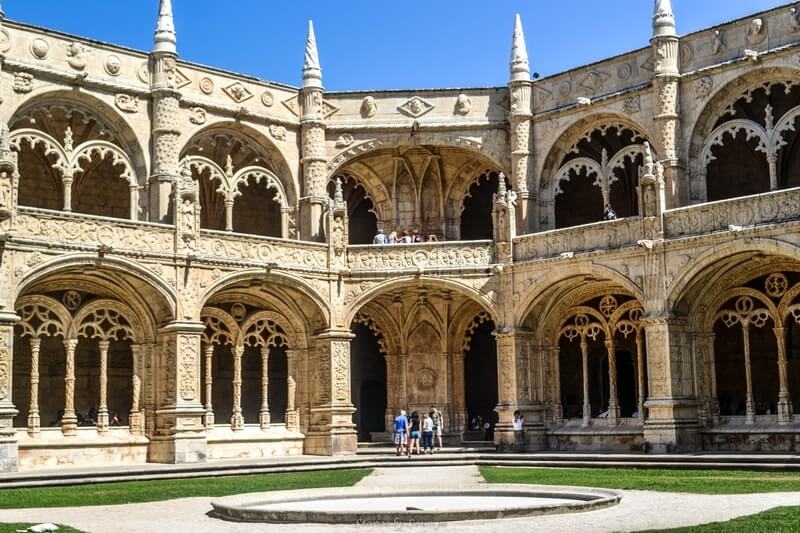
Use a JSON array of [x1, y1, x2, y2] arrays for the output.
[[0, 0, 799, 470]]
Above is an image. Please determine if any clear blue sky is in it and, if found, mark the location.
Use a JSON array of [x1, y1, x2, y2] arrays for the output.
[[5, 0, 784, 90]]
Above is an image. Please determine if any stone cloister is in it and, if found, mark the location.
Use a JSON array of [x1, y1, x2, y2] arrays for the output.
[[0, 0, 800, 471]]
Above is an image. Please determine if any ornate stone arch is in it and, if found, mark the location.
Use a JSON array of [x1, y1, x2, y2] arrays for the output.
[[330, 165, 392, 225], [687, 67, 800, 203], [238, 310, 297, 349], [538, 114, 651, 229], [68, 299, 142, 342], [200, 307, 239, 347], [15, 295, 71, 339]]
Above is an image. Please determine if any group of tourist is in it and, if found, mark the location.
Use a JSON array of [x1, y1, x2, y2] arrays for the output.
[[393, 406, 444, 457], [50, 407, 121, 428], [373, 228, 439, 245]]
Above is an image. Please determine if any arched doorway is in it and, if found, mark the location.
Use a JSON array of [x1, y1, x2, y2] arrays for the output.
[[350, 324, 386, 442], [461, 171, 506, 241], [328, 176, 378, 245], [464, 319, 498, 439]]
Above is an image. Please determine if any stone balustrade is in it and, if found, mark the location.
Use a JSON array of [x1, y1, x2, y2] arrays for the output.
[[197, 230, 328, 269], [513, 217, 641, 262], [664, 187, 800, 239], [14, 207, 174, 254], [347, 241, 494, 271]]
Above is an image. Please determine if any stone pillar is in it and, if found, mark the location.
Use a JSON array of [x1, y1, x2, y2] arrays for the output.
[[741, 324, 755, 425], [605, 339, 620, 425], [774, 327, 793, 424], [643, 315, 699, 452], [259, 346, 270, 430], [298, 22, 328, 242], [580, 339, 591, 427], [304, 331, 357, 455], [450, 352, 466, 433], [231, 345, 244, 431], [203, 344, 214, 429], [62, 177, 73, 212], [97, 340, 110, 432], [651, 1, 683, 207], [62, 339, 78, 437], [27, 338, 40, 436], [224, 197, 235, 232], [149, 321, 207, 464], [384, 353, 396, 433], [494, 329, 519, 450], [130, 344, 144, 435], [635, 331, 647, 420], [508, 14, 534, 233], [398, 353, 409, 411], [0, 313, 19, 471], [700, 332, 720, 424], [286, 350, 299, 431], [545, 345, 563, 423], [518, 335, 546, 450], [149, 38, 182, 223]]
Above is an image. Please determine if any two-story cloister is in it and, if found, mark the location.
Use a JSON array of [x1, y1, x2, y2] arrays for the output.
[[0, 0, 799, 471]]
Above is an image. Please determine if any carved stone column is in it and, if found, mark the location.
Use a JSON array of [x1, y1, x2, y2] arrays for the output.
[[259, 346, 270, 430], [494, 329, 519, 450], [605, 339, 620, 425], [580, 339, 591, 427], [384, 353, 396, 433], [231, 345, 244, 431], [545, 346, 563, 424], [0, 313, 19, 471], [398, 353, 409, 411], [450, 352, 466, 433], [224, 197, 235, 232], [149, 41, 182, 223], [298, 22, 328, 242], [700, 332, 720, 425], [773, 327, 793, 424], [149, 321, 207, 464], [130, 344, 144, 435], [651, 3, 684, 207], [304, 330, 357, 455], [643, 314, 699, 452], [286, 349, 299, 432], [203, 344, 214, 429], [97, 340, 111, 432], [62, 339, 78, 437], [27, 338, 40, 436], [634, 331, 647, 421], [508, 14, 534, 233]]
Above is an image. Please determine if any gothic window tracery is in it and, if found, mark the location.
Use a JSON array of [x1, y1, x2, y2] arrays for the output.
[[327, 176, 377, 245]]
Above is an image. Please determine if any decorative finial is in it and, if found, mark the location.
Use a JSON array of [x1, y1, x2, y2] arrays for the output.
[[509, 14, 530, 83], [652, 0, 676, 39], [642, 142, 655, 178], [496, 173, 508, 200], [154, 0, 177, 55], [334, 177, 344, 205], [303, 20, 323, 89]]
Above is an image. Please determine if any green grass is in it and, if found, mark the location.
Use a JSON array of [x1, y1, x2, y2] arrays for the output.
[[644, 506, 800, 532], [480, 466, 800, 494], [0, 468, 371, 509]]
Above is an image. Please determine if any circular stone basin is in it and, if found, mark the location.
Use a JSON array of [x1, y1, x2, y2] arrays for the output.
[[210, 486, 621, 524]]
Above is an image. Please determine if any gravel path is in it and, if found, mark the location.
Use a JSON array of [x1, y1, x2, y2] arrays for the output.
[[0, 466, 797, 532]]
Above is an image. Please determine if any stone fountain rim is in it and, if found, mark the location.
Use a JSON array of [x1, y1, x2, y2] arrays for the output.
[[210, 484, 622, 524]]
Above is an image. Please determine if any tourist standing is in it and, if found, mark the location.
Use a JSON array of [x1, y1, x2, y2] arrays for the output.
[[394, 410, 408, 456], [388, 231, 398, 244], [430, 405, 443, 450], [513, 410, 524, 444], [373, 228, 386, 245], [408, 411, 422, 456], [422, 412, 435, 454]]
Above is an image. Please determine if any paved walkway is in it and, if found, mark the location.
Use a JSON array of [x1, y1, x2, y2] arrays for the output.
[[0, 466, 798, 532]]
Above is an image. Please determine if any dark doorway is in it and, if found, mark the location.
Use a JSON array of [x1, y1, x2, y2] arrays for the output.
[[328, 177, 378, 245], [464, 320, 498, 435], [461, 172, 506, 241], [350, 323, 386, 441]]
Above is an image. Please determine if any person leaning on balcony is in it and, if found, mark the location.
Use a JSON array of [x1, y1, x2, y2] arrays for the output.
[[387, 231, 398, 244], [373, 228, 387, 245], [604, 205, 617, 220]]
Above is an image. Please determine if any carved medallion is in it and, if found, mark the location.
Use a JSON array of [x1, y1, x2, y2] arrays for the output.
[[398, 96, 434, 118], [30, 38, 49, 59], [189, 107, 207, 125], [13, 73, 33, 94], [261, 91, 274, 107], [199, 77, 214, 95], [269, 125, 287, 141], [224, 82, 254, 103], [104, 55, 122, 76], [335, 133, 354, 148], [115, 94, 139, 114]]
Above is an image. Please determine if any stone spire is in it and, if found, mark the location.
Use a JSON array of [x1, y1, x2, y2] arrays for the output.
[[509, 14, 530, 83], [652, 0, 676, 39], [303, 20, 323, 89], [153, 0, 177, 55]]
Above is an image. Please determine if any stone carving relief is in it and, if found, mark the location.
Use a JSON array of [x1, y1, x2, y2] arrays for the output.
[[712, 29, 725, 56], [332, 342, 349, 402], [335, 134, 354, 148], [694, 77, 713, 99], [746, 18, 767, 46], [344, 281, 376, 306], [398, 96, 434, 118], [30, 38, 49, 59], [0, 28, 10, 54], [115, 94, 140, 114], [64, 42, 90, 70], [189, 107, 207, 125], [622, 95, 641, 114], [578, 71, 610, 95], [680, 43, 694, 69], [416, 368, 436, 390], [261, 91, 274, 107], [13, 73, 33, 94], [178, 335, 197, 401], [269, 125, 287, 141], [792, 6, 800, 32], [104, 55, 122, 76], [455, 94, 472, 115], [199, 78, 214, 95], [361, 96, 378, 118], [224, 82, 254, 104], [0, 333, 8, 401], [348, 245, 492, 270], [617, 63, 633, 81]]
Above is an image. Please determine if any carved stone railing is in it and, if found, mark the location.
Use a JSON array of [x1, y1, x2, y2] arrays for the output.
[[664, 187, 800, 239], [14, 207, 174, 254], [513, 217, 641, 262], [197, 229, 328, 269], [347, 241, 494, 271]]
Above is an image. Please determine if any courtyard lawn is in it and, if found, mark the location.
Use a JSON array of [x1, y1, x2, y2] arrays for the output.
[[0, 526, 82, 533], [479, 466, 800, 494], [0, 468, 371, 509], [644, 506, 800, 532]]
